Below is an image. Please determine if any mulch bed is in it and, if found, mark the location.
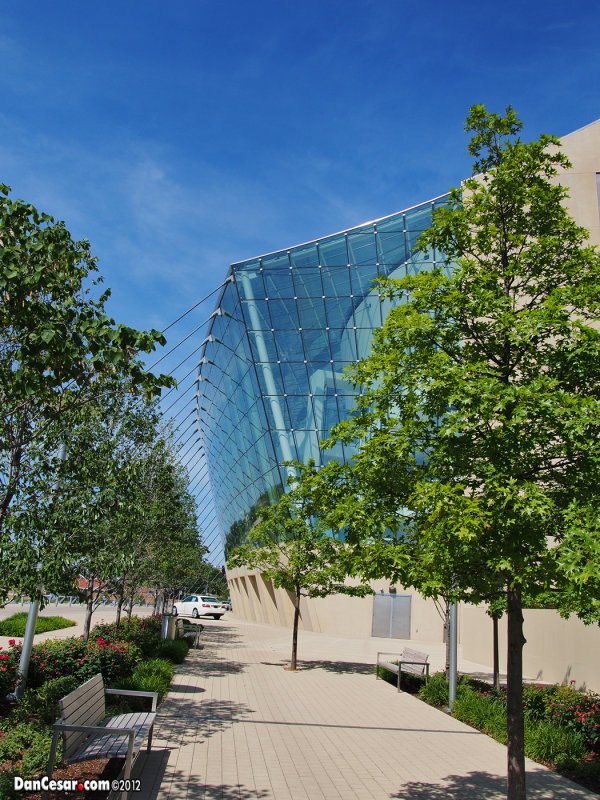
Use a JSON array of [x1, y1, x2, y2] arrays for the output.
[[21, 758, 123, 800]]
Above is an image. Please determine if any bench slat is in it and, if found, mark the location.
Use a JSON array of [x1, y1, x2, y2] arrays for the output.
[[70, 712, 155, 762]]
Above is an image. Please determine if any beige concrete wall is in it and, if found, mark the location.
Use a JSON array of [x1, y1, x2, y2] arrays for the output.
[[462, 603, 600, 693], [227, 565, 447, 642], [556, 119, 600, 248]]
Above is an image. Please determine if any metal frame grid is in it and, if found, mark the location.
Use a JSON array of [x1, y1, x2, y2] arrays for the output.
[[196, 195, 451, 559]]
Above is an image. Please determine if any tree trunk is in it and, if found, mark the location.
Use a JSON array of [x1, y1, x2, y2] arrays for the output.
[[493, 615, 500, 691], [506, 585, 526, 800], [83, 583, 94, 642], [127, 591, 134, 622], [153, 589, 161, 616], [290, 586, 300, 671], [115, 586, 125, 632]]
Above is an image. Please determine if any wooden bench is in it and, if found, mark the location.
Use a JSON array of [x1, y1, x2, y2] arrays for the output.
[[176, 617, 203, 648], [376, 648, 430, 692], [45, 673, 157, 800]]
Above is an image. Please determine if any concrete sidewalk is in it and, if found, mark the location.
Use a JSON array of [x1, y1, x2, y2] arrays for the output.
[[135, 617, 597, 800]]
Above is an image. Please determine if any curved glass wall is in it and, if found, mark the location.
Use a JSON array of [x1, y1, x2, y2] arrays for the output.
[[196, 196, 451, 558]]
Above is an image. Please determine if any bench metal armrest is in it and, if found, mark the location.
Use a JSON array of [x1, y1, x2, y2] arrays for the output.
[[105, 688, 158, 711], [53, 720, 137, 737]]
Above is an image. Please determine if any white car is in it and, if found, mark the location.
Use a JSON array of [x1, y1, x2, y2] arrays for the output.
[[173, 595, 225, 619]]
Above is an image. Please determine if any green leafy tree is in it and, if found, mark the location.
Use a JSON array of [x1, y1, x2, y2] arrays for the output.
[[318, 106, 600, 800], [228, 461, 372, 670], [0, 184, 172, 598]]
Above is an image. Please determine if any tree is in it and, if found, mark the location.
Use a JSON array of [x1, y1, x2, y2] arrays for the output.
[[228, 461, 372, 670], [0, 184, 172, 599], [318, 106, 600, 800]]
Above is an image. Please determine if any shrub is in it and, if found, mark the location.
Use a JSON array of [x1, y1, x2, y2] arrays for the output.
[[33, 675, 80, 724], [419, 672, 475, 708], [453, 688, 508, 744], [545, 685, 600, 752], [153, 638, 189, 664], [10, 635, 141, 688], [0, 645, 19, 700], [525, 718, 586, 768], [0, 613, 76, 637], [116, 657, 174, 708], [522, 684, 559, 721], [91, 615, 163, 657], [419, 672, 450, 706]]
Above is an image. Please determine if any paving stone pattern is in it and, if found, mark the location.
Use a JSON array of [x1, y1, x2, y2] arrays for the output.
[[135, 618, 596, 800]]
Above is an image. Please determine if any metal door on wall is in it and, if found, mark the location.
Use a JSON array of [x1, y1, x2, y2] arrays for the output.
[[371, 593, 411, 638]]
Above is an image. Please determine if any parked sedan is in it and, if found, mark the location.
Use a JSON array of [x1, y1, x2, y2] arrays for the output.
[[173, 595, 224, 619]]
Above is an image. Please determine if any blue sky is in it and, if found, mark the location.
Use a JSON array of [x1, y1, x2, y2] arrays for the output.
[[3, 1, 599, 332], [2, 1, 600, 561]]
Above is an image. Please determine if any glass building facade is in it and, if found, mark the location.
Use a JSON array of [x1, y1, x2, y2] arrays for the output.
[[197, 195, 451, 558]]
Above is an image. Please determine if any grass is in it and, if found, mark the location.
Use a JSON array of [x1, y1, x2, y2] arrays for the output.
[[0, 612, 76, 637]]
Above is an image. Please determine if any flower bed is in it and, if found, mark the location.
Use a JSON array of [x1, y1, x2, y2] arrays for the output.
[[0, 614, 189, 799], [418, 673, 600, 792]]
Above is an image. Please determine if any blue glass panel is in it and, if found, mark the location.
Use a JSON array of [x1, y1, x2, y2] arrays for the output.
[[281, 362, 309, 395], [319, 235, 347, 266], [248, 330, 278, 362], [406, 229, 433, 260], [272, 430, 297, 463], [286, 395, 313, 429], [377, 231, 406, 267], [264, 397, 291, 430], [263, 269, 294, 299], [351, 265, 380, 295], [405, 203, 434, 230], [256, 362, 284, 395], [219, 282, 240, 316], [332, 363, 355, 393], [320, 395, 341, 431], [292, 268, 323, 298], [232, 258, 260, 271], [260, 251, 290, 270], [375, 212, 404, 232], [336, 394, 358, 417], [297, 297, 326, 329], [321, 266, 350, 297], [353, 295, 382, 328], [293, 429, 322, 465], [274, 329, 305, 361], [324, 296, 353, 329], [235, 269, 265, 302], [308, 364, 335, 395], [267, 298, 299, 329], [347, 233, 377, 265], [302, 329, 331, 362], [290, 243, 319, 267], [241, 299, 271, 330], [330, 330, 358, 361]]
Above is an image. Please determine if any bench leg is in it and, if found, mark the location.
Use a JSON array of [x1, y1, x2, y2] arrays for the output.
[[147, 721, 154, 752], [122, 732, 134, 800], [397, 667, 402, 693], [43, 727, 61, 800]]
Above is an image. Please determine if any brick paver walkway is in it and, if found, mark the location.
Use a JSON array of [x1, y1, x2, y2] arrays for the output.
[[135, 617, 597, 800]]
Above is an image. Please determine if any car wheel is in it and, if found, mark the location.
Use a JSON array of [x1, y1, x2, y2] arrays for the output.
[[172, 606, 178, 616], [192, 608, 199, 618], [213, 614, 223, 620]]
